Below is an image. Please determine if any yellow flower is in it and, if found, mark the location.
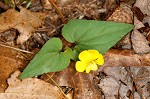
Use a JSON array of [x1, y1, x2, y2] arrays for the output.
[[75, 50, 104, 73]]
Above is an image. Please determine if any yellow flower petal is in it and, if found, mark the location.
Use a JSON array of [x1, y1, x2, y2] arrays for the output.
[[85, 67, 91, 73], [95, 54, 104, 65], [88, 50, 100, 60], [75, 61, 87, 72], [78, 50, 93, 63], [86, 62, 98, 73], [76, 49, 104, 73]]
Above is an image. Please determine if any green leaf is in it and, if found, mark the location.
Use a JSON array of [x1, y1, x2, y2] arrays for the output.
[[62, 19, 134, 54], [64, 47, 73, 59], [19, 38, 70, 79], [72, 49, 80, 61]]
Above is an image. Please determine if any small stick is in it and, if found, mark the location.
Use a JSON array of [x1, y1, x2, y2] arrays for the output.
[[0, 43, 32, 54], [48, 0, 66, 23], [46, 73, 68, 99]]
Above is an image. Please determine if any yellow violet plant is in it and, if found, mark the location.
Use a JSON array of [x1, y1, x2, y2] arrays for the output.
[[19, 20, 134, 79], [75, 50, 104, 73]]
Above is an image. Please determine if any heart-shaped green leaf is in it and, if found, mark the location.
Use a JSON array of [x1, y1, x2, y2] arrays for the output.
[[62, 20, 134, 54], [19, 38, 70, 79]]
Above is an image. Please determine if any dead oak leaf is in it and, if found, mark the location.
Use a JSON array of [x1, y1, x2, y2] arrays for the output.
[[134, 0, 150, 16], [100, 66, 150, 99], [134, 16, 144, 30], [73, 73, 101, 99], [0, 45, 27, 92], [137, 67, 149, 79], [107, 3, 133, 24], [0, 6, 47, 44], [131, 29, 150, 54], [98, 77, 119, 98], [0, 70, 65, 99]]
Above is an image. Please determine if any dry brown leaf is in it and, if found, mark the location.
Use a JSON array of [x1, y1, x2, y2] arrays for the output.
[[134, 92, 141, 99], [0, 70, 65, 99], [100, 66, 150, 99], [40, 62, 76, 99], [146, 82, 150, 96], [114, 32, 132, 49], [134, 0, 150, 16], [137, 67, 149, 79], [0, 45, 27, 92], [148, 31, 150, 42], [134, 67, 150, 98], [103, 49, 150, 66], [103, 0, 117, 12], [102, 67, 128, 82], [131, 9, 150, 54], [41, 62, 102, 99], [134, 16, 144, 30], [132, 6, 145, 22], [98, 77, 119, 99], [143, 16, 150, 25], [107, 3, 133, 24], [129, 67, 150, 98], [73, 73, 101, 99], [131, 29, 150, 54], [0, 6, 46, 44], [41, 62, 76, 88], [119, 84, 131, 99]]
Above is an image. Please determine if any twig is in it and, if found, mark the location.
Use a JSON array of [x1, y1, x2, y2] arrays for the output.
[[0, 43, 32, 54], [45, 73, 68, 99], [48, 0, 66, 23]]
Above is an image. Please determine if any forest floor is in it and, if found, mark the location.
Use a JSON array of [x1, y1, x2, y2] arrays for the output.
[[0, 0, 149, 99]]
